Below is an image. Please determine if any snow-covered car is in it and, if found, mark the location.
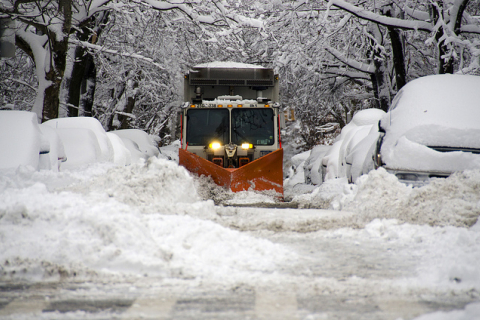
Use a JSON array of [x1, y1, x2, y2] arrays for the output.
[[373, 74, 480, 186], [39, 124, 67, 171], [0, 110, 50, 170], [106, 132, 132, 166], [109, 129, 160, 160], [321, 108, 385, 182], [43, 117, 114, 162], [345, 125, 381, 183], [303, 145, 330, 185], [54, 128, 103, 170]]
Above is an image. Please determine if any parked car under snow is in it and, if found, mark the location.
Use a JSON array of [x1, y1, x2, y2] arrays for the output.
[[0, 110, 51, 170], [321, 108, 385, 182], [373, 74, 480, 186]]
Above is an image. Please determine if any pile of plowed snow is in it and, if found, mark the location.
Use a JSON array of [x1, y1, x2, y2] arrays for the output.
[[294, 168, 480, 228], [0, 158, 295, 282]]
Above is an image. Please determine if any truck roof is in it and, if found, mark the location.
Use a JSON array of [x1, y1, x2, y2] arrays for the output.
[[193, 61, 267, 69]]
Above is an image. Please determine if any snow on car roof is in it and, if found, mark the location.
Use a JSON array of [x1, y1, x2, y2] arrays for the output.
[[384, 74, 480, 131], [380, 74, 480, 172], [382, 74, 480, 149], [194, 61, 266, 69]]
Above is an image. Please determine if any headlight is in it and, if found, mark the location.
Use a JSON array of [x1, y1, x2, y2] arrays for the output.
[[241, 143, 253, 150], [209, 142, 221, 150]]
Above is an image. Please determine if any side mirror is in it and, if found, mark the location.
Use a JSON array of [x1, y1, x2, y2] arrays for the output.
[[378, 120, 386, 133], [373, 135, 384, 168]]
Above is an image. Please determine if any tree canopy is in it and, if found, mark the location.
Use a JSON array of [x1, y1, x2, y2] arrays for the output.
[[1, 0, 479, 148]]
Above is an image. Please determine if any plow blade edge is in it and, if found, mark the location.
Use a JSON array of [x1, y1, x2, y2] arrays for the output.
[[178, 148, 283, 194]]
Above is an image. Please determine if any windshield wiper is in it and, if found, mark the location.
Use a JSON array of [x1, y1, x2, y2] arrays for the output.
[[428, 146, 480, 154]]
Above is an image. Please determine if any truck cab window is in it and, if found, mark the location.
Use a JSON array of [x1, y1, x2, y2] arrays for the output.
[[231, 108, 274, 145], [186, 109, 229, 146]]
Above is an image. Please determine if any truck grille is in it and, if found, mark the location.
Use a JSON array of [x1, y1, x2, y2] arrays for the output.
[[190, 79, 217, 85], [246, 80, 274, 86]]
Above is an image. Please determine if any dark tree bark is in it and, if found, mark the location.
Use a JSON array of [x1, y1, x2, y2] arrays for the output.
[[79, 54, 96, 117], [431, 1, 454, 74], [369, 73, 380, 109], [41, 0, 72, 121], [368, 24, 390, 112], [65, 12, 109, 117], [384, 7, 406, 91], [106, 82, 126, 131]]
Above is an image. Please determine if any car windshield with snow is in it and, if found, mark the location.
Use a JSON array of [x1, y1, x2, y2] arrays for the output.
[[374, 74, 480, 186]]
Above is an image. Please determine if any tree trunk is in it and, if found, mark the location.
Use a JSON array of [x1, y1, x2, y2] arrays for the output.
[[368, 23, 390, 112], [106, 83, 126, 131], [118, 77, 139, 129], [42, 41, 68, 121], [41, 0, 72, 122], [65, 44, 85, 117], [80, 54, 96, 117], [431, 1, 455, 74], [384, 7, 406, 91], [61, 12, 108, 117]]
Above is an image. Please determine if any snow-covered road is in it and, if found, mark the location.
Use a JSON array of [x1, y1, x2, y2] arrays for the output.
[[1, 158, 480, 319]]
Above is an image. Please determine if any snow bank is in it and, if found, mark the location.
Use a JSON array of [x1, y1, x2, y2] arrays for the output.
[[342, 168, 480, 227], [159, 139, 181, 162], [68, 157, 201, 213], [0, 158, 294, 282], [295, 168, 480, 228]]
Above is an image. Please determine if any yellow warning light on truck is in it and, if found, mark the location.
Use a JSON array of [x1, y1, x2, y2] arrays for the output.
[[209, 142, 222, 150]]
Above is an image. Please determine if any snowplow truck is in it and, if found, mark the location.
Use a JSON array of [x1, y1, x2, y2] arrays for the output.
[[178, 62, 284, 195]]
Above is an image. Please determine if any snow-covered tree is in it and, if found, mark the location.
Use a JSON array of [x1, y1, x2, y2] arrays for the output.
[[324, 0, 480, 75], [0, 0, 263, 123], [0, 0, 110, 121]]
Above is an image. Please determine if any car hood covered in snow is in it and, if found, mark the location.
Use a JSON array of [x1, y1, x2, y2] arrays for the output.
[[380, 74, 480, 173]]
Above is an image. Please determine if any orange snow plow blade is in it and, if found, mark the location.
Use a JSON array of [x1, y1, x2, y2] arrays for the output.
[[179, 148, 283, 194]]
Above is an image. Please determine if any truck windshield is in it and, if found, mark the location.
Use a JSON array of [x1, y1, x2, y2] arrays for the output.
[[186, 109, 229, 146], [231, 108, 274, 145]]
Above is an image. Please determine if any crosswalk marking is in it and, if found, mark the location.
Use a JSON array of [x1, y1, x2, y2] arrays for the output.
[[121, 295, 177, 319], [254, 286, 299, 320], [0, 298, 49, 317]]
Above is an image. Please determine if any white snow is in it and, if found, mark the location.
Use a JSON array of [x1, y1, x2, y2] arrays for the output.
[[380, 74, 480, 173], [38, 124, 66, 172], [410, 302, 480, 320], [1, 111, 480, 319], [321, 108, 385, 182], [106, 132, 132, 166], [54, 128, 102, 170], [110, 128, 160, 158], [44, 117, 114, 162], [0, 110, 49, 170], [303, 145, 330, 185], [0, 158, 293, 283], [194, 61, 266, 69]]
